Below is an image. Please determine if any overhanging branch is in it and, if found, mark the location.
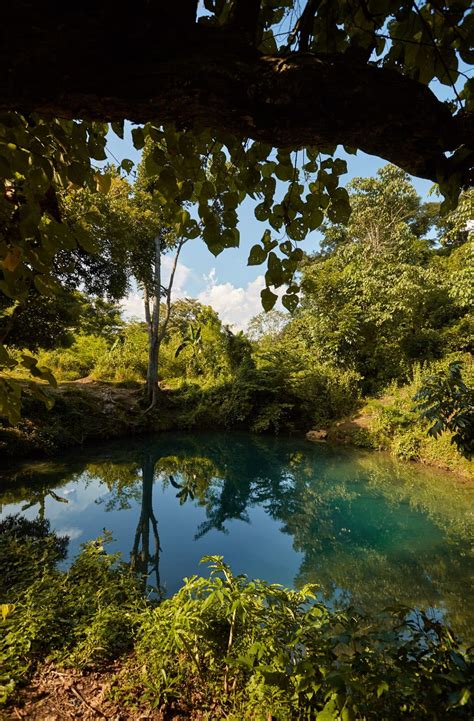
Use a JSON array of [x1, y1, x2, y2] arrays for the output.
[[0, 10, 472, 186]]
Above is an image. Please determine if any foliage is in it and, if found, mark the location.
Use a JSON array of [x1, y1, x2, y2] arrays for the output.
[[2, 524, 473, 718], [1, 0, 473, 421], [127, 556, 474, 720], [0, 515, 68, 600], [92, 323, 149, 383], [289, 170, 472, 392], [37, 333, 110, 381], [330, 355, 474, 474], [247, 309, 289, 343], [0, 522, 142, 703], [414, 361, 474, 459], [0, 113, 113, 417]]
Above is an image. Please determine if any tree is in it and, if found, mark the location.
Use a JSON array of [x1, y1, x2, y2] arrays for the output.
[[414, 361, 474, 459], [285, 167, 472, 389], [167, 299, 232, 379], [175, 323, 203, 369], [1, 2, 472, 187], [247, 310, 288, 343], [1, 291, 82, 352], [64, 168, 190, 404], [132, 148, 195, 406], [0, 1, 473, 420]]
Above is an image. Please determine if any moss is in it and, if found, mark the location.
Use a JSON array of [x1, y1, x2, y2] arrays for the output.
[[327, 422, 376, 448]]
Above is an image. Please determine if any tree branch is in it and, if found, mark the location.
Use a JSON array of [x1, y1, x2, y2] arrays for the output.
[[294, 0, 322, 52], [0, 8, 472, 186], [158, 237, 188, 346], [228, 0, 262, 44]]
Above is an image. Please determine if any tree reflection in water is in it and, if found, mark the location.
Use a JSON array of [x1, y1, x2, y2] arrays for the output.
[[1, 433, 473, 639], [130, 452, 162, 595]]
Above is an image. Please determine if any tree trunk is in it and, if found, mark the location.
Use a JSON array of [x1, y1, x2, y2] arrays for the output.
[[145, 235, 162, 407], [144, 236, 187, 409], [130, 452, 161, 594]]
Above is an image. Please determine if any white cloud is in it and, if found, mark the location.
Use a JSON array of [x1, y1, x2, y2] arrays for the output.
[[55, 526, 83, 541], [121, 257, 191, 321], [197, 271, 271, 331], [121, 292, 145, 320], [162, 255, 191, 297]]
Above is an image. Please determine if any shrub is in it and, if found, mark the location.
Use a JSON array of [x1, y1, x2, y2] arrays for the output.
[[37, 334, 109, 381], [0, 524, 142, 703], [92, 323, 148, 382], [2, 531, 473, 719], [131, 556, 474, 720]]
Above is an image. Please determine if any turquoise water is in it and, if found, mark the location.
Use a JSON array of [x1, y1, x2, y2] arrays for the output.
[[1, 431, 473, 638]]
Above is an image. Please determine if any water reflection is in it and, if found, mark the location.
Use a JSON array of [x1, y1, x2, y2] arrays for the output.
[[1, 432, 473, 639]]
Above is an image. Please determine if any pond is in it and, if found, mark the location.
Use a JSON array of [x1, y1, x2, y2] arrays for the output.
[[1, 431, 473, 641]]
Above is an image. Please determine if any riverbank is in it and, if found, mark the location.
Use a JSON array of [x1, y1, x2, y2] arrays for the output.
[[2, 518, 473, 721], [309, 395, 473, 479], [1, 379, 472, 478], [0, 380, 174, 460]]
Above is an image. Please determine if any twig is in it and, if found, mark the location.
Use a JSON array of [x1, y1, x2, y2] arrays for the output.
[[223, 606, 238, 694], [70, 684, 108, 719]]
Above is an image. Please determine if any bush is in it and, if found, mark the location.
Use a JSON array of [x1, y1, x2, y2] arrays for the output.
[[37, 334, 109, 381], [92, 323, 148, 382], [0, 523, 142, 702], [391, 429, 424, 460], [2, 529, 473, 719], [0, 515, 68, 600], [132, 556, 474, 720], [351, 354, 474, 474]]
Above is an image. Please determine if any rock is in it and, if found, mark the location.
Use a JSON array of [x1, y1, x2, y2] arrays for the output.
[[306, 429, 328, 442]]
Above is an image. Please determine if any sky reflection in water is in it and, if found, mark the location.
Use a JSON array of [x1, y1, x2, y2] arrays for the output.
[[1, 431, 473, 640]]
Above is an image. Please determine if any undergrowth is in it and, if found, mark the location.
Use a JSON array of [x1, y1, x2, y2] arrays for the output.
[[328, 355, 473, 476], [1, 516, 473, 719]]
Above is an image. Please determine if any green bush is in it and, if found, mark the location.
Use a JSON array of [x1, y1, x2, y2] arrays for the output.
[[2, 525, 473, 719], [391, 429, 424, 460], [37, 333, 109, 381], [92, 323, 148, 382], [0, 522, 142, 702], [0, 515, 68, 600], [132, 556, 473, 720]]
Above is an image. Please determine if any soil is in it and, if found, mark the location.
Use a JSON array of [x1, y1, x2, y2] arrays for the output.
[[1, 662, 203, 721], [0, 380, 179, 461]]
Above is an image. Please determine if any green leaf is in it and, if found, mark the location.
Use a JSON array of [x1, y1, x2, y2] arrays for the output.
[[131, 127, 145, 150], [316, 698, 338, 720], [223, 192, 239, 210], [121, 158, 134, 174], [341, 705, 356, 721], [282, 293, 298, 313], [67, 162, 88, 186], [111, 120, 124, 139], [159, 167, 178, 199], [255, 203, 269, 221], [261, 287, 278, 312], [95, 172, 112, 194], [33, 275, 61, 297], [275, 163, 294, 182], [248, 244, 267, 266]]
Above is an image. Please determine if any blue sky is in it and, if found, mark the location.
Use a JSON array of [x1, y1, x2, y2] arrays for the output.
[[102, 4, 468, 328], [105, 126, 434, 330]]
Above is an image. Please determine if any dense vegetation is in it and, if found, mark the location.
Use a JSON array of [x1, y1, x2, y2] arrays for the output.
[[1, 516, 473, 719], [1, 2, 473, 716], [2, 166, 472, 473], [1, 0, 473, 422]]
